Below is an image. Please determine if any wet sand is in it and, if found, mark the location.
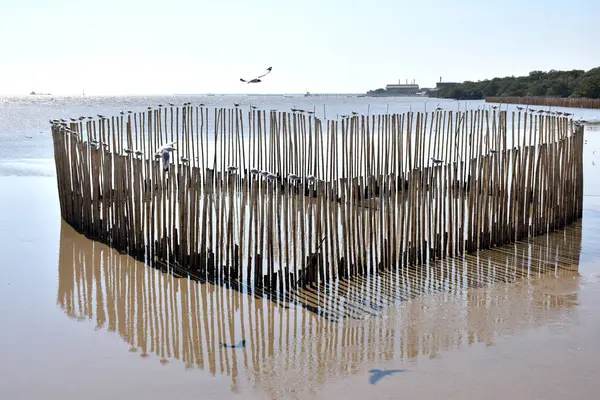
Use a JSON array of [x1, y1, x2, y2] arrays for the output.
[[2, 98, 600, 399]]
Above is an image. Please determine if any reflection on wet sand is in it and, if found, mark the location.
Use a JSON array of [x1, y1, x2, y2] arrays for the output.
[[57, 220, 586, 396]]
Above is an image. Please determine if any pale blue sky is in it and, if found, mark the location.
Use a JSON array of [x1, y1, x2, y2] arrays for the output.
[[1, 0, 598, 95]]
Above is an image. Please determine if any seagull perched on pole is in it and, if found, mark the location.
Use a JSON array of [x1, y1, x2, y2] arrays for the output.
[[240, 66, 272, 84]]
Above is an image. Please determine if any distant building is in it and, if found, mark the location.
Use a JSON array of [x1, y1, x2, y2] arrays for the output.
[[385, 80, 420, 95], [435, 82, 458, 89], [367, 79, 421, 97], [434, 76, 458, 90]]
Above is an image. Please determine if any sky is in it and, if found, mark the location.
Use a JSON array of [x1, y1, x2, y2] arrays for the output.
[[0, 0, 599, 95]]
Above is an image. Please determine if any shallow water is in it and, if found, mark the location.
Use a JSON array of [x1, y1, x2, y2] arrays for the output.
[[2, 96, 600, 399]]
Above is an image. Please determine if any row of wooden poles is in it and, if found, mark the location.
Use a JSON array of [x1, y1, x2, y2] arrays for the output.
[[51, 106, 584, 294], [486, 96, 600, 109], [57, 220, 583, 394]]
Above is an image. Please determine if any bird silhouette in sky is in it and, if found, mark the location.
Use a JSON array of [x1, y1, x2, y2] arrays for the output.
[[368, 369, 407, 385], [240, 66, 272, 83]]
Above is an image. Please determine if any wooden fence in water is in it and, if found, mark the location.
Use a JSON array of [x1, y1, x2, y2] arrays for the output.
[[486, 96, 600, 109], [50, 106, 584, 296]]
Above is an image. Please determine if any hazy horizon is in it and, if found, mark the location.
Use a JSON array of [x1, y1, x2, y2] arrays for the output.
[[1, 0, 599, 96]]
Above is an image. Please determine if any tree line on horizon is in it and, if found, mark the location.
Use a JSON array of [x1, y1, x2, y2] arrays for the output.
[[431, 67, 600, 100]]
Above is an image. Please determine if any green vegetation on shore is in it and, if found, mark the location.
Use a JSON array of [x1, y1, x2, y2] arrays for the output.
[[431, 67, 600, 100]]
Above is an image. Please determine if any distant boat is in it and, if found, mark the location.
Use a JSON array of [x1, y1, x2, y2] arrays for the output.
[[206, 93, 215, 97], [30, 91, 51, 95]]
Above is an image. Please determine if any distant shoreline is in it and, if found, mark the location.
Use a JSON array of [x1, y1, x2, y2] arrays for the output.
[[485, 96, 600, 110]]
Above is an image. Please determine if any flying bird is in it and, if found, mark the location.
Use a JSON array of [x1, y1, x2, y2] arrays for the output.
[[368, 369, 407, 385], [240, 66, 272, 83]]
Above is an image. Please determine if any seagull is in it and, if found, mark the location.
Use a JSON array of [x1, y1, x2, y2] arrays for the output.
[[240, 66, 272, 84], [490, 148, 499, 153], [288, 173, 300, 181], [226, 165, 237, 172], [158, 104, 163, 107], [368, 369, 407, 385], [169, 103, 175, 106], [160, 150, 173, 172], [516, 106, 524, 111], [307, 111, 314, 115], [180, 157, 190, 163], [352, 111, 359, 116], [260, 170, 269, 177], [60, 118, 67, 123], [158, 142, 177, 153], [266, 173, 278, 181], [220, 340, 246, 349], [491, 105, 498, 109], [97, 114, 105, 119], [234, 103, 240, 107], [199, 103, 205, 107], [120, 111, 125, 115], [124, 149, 133, 154], [431, 157, 443, 164], [530, 108, 536, 112], [249, 168, 259, 174], [24, 135, 32, 139], [250, 105, 257, 110], [70, 118, 77, 122], [134, 150, 143, 157]]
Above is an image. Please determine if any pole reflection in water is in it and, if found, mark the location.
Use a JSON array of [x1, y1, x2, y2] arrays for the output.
[[56, 220, 585, 396]]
